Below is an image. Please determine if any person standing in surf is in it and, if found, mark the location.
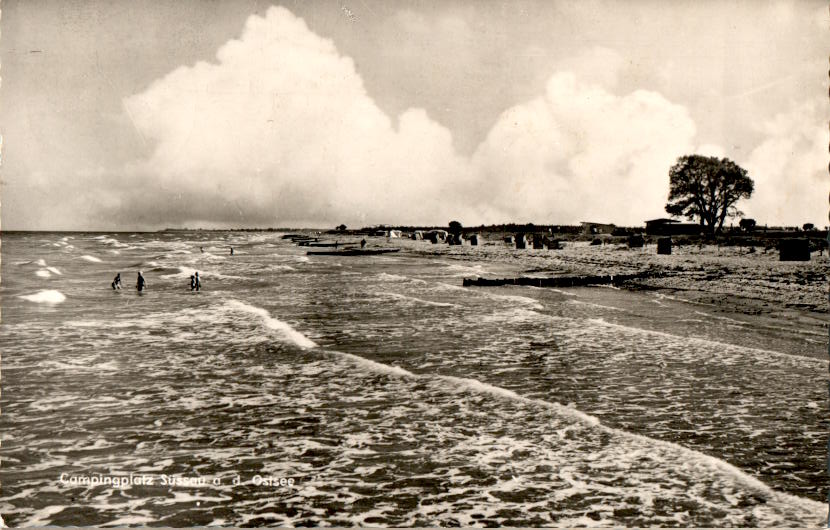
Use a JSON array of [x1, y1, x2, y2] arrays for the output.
[[111, 273, 122, 290], [230, 247, 234, 256], [190, 274, 196, 291], [193, 272, 201, 291], [136, 271, 147, 292]]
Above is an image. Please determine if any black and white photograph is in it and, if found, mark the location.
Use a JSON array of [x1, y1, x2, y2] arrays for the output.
[[0, 0, 828, 526]]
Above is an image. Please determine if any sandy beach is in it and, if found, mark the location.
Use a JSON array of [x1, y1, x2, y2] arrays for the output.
[[397, 237, 828, 352]]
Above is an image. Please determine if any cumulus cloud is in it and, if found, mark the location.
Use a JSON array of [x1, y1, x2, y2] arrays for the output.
[[120, 6, 477, 228], [112, 6, 700, 229], [744, 99, 828, 227], [471, 73, 696, 224]]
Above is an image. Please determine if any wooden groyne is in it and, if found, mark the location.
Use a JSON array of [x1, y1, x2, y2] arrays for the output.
[[462, 273, 660, 288]]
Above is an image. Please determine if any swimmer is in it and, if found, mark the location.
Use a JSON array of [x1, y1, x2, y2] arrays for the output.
[[111, 273, 122, 290], [230, 247, 234, 256], [360, 238, 367, 249], [190, 275, 196, 291], [200, 246, 204, 253], [136, 271, 147, 292], [194, 272, 201, 291]]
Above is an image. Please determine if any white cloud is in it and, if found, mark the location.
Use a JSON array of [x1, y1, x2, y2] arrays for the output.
[[112, 6, 699, 229], [120, 6, 477, 227], [695, 144, 726, 158], [744, 99, 828, 226], [471, 72, 696, 224]]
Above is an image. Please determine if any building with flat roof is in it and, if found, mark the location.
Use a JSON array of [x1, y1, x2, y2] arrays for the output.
[[580, 222, 616, 235]]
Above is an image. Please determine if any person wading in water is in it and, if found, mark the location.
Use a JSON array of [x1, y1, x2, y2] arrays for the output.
[[136, 271, 147, 292]]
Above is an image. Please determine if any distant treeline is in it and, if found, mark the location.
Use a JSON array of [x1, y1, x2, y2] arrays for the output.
[[358, 224, 622, 234], [160, 224, 828, 236]]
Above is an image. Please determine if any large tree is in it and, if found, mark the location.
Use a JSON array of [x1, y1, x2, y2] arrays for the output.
[[665, 155, 753, 236]]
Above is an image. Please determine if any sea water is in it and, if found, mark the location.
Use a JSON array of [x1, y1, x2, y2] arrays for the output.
[[0, 231, 826, 526]]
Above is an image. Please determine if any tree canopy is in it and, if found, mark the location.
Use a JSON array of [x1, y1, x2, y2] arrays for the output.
[[448, 220, 463, 234], [739, 218, 756, 231], [665, 155, 753, 236]]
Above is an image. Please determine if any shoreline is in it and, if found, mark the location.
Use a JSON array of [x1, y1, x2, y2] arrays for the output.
[[394, 238, 828, 344]]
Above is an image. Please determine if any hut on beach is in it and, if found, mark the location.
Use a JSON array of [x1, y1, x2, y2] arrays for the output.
[[581, 222, 616, 235], [628, 234, 645, 248], [448, 233, 464, 245], [425, 230, 448, 244], [779, 239, 810, 261]]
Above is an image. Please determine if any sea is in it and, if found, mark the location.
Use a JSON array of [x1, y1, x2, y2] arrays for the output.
[[0, 231, 827, 527]]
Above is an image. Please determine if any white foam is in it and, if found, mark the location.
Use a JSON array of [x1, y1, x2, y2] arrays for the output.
[[20, 505, 65, 526], [548, 288, 578, 296], [333, 350, 416, 378], [168, 298, 825, 520], [567, 299, 624, 311], [377, 272, 410, 282], [225, 300, 317, 349], [437, 374, 602, 427], [377, 291, 458, 308], [432, 281, 467, 292], [445, 263, 491, 275], [588, 317, 827, 366], [289, 335, 825, 516], [478, 291, 544, 310], [80, 255, 102, 263], [35, 270, 51, 278], [19, 290, 66, 304], [694, 310, 747, 326], [35, 259, 47, 266], [161, 266, 245, 280], [46, 266, 62, 275]]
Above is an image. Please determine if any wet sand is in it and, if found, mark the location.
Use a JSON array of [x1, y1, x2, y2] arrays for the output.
[[397, 238, 828, 355]]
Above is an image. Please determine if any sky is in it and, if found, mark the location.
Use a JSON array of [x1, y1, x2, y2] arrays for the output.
[[1, 0, 827, 230]]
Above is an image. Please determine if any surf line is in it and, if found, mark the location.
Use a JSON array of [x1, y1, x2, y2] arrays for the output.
[[225, 298, 825, 517], [588, 317, 828, 366]]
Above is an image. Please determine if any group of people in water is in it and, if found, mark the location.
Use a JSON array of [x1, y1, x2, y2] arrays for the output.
[[111, 271, 155, 291], [112, 270, 199, 292], [111, 246, 234, 292]]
